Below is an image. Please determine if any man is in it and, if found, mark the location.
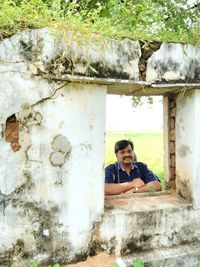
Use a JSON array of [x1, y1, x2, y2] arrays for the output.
[[105, 140, 161, 195]]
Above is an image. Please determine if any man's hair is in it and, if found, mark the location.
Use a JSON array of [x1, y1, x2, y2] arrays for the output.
[[114, 140, 134, 154]]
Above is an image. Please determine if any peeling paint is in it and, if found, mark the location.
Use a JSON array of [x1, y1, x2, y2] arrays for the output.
[[49, 135, 71, 166], [51, 135, 71, 154], [49, 151, 66, 166]]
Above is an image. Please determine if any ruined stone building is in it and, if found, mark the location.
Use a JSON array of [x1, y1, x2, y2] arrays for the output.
[[1, 28, 200, 266]]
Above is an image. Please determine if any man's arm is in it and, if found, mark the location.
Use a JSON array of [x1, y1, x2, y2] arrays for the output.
[[124, 180, 161, 194], [105, 178, 144, 195], [124, 162, 162, 193]]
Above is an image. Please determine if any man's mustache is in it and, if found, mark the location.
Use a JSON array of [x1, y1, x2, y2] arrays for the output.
[[123, 156, 132, 160]]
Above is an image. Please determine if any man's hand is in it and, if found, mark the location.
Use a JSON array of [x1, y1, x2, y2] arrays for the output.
[[124, 187, 136, 194], [130, 178, 144, 188], [124, 178, 144, 194], [105, 179, 161, 196], [125, 181, 162, 194], [105, 178, 145, 195]]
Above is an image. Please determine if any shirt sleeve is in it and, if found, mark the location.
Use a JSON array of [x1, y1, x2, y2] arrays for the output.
[[105, 165, 116, 183], [139, 162, 160, 184]]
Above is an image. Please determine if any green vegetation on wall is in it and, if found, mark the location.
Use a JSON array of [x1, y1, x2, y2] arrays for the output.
[[0, 0, 200, 45]]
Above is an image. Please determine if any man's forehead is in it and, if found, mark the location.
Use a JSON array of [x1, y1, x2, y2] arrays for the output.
[[119, 144, 133, 152]]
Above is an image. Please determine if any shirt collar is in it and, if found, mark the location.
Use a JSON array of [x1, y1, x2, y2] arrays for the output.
[[116, 162, 138, 171]]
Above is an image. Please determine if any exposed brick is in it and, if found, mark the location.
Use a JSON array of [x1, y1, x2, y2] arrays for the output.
[[170, 100, 176, 109], [171, 154, 176, 168], [170, 167, 176, 180], [170, 107, 176, 117], [170, 118, 175, 130], [170, 129, 175, 141], [170, 141, 175, 154]]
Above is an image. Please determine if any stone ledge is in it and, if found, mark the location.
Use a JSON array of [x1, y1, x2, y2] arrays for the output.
[[53, 74, 200, 96], [105, 190, 170, 200], [116, 242, 200, 267], [96, 194, 199, 255], [104, 193, 190, 213]]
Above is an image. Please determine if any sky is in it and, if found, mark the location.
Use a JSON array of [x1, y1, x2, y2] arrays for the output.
[[106, 95, 163, 131]]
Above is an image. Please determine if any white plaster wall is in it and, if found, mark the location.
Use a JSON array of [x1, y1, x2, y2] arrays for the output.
[[176, 89, 200, 205], [0, 205, 37, 254], [0, 28, 141, 84], [0, 82, 106, 261], [2, 26, 200, 265], [146, 43, 200, 82], [0, 28, 107, 263], [27, 83, 106, 253], [0, 29, 57, 195], [0, 75, 56, 194], [0, 27, 112, 265], [99, 196, 200, 256]]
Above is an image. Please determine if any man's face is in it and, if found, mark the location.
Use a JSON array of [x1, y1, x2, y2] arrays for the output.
[[116, 144, 134, 165]]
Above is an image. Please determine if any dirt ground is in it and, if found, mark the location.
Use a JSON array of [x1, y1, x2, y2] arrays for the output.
[[62, 253, 116, 267]]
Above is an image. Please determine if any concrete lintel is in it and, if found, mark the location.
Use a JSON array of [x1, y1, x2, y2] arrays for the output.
[[52, 74, 200, 96]]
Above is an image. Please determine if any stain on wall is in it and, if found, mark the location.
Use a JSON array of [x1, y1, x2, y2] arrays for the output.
[[178, 145, 191, 157]]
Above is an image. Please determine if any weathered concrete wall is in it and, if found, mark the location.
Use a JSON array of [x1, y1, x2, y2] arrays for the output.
[[0, 28, 107, 265], [2, 27, 200, 86], [146, 43, 200, 83], [1, 27, 200, 266], [0, 28, 141, 82], [0, 82, 106, 265], [117, 242, 200, 267], [176, 89, 200, 205], [96, 195, 200, 257]]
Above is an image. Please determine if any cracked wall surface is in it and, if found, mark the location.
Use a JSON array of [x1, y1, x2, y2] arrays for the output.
[[1, 28, 200, 86], [0, 82, 106, 266], [96, 195, 200, 260], [146, 43, 200, 83], [0, 28, 106, 265], [176, 89, 200, 206], [0, 28, 141, 83], [1, 28, 200, 266]]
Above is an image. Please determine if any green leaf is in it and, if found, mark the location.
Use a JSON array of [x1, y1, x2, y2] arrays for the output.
[[21, 102, 30, 110], [133, 257, 144, 267], [27, 260, 38, 267]]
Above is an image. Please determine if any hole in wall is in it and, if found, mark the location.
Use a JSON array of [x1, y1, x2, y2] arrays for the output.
[[5, 114, 21, 152], [139, 41, 161, 81]]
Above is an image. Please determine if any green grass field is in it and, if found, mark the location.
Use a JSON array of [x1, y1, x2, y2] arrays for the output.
[[105, 130, 164, 184]]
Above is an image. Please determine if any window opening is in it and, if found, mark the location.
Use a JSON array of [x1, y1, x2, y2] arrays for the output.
[[105, 95, 165, 193]]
